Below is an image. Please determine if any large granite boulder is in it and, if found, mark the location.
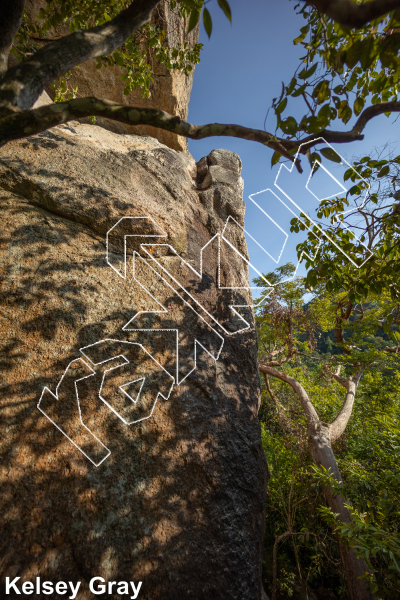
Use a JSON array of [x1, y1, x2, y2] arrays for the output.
[[0, 123, 268, 599]]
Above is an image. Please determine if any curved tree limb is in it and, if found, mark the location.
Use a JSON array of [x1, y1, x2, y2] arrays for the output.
[[260, 359, 363, 443], [330, 370, 363, 443], [259, 363, 320, 423], [0, 97, 303, 167], [383, 345, 400, 352], [297, 101, 400, 152], [0, 0, 161, 111], [307, 0, 400, 29], [2, 96, 400, 169]]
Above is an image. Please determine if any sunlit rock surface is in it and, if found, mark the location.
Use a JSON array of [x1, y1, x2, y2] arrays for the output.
[[0, 123, 268, 599]]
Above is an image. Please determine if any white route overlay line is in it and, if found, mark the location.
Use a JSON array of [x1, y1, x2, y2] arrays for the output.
[[123, 251, 225, 384], [106, 215, 272, 335], [37, 358, 111, 467], [120, 376, 145, 404], [79, 339, 175, 425], [274, 137, 374, 269], [225, 196, 289, 268], [138, 232, 272, 335], [247, 189, 323, 284], [41, 140, 371, 466], [106, 216, 168, 280]]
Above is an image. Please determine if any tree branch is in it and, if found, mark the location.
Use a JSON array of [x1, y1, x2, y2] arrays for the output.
[[298, 101, 400, 152], [329, 370, 363, 443], [306, 0, 400, 29], [259, 363, 320, 423], [0, 97, 303, 167], [0, 0, 161, 111], [1, 95, 400, 163], [272, 530, 314, 600], [260, 345, 287, 363]]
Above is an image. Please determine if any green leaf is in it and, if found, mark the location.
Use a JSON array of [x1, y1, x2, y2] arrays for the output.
[[313, 80, 331, 104], [188, 9, 200, 33], [113, 52, 125, 67], [320, 147, 342, 164], [298, 62, 318, 79], [287, 77, 297, 95], [354, 96, 365, 116], [380, 33, 400, 69], [345, 38, 378, 70], [202, 8, 212, 38], [308, 152, 321, 174], [218, 0, 232, 23], [338, 100, 352, 124], [293, 24, 309, 45], [271, 150, 281, 167], [318, 103, 332, 122], [276, 98, 287, 114], [280, 116, 297, 135], [378, 165, 390, 177], [359, 36, 379, 70], [291, 83, 307, 97], [344, 168, 353, 182]]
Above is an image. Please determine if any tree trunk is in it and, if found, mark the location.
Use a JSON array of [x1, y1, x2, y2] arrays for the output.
[[0, 0, 25, 76], [308, 421, 376, 600]]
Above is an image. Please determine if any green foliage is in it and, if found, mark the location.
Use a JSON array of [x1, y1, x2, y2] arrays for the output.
[[261, 421, 345, 596], [313, 398, 400, 598], [290, 150, 400, 310], [270, 4, 400, 163], [95, 22, 202, 98], [260, 354, 400, 597], [12, 0, 204, 101], [257, 262, 400, 597], [11, 0, 232, 102]]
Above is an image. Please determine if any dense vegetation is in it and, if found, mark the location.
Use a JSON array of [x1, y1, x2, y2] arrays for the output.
[[255, 151, 400, 597], [259, 355, 400, 599]]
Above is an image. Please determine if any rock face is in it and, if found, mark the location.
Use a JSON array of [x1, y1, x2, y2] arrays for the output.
[[0, 124, 268, 599], [14, 0, 200, 151]]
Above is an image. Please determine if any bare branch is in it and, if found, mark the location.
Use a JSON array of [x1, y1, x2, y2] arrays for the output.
[[329, 370, 363, 443], [0, 0, 161, 111], [272, 529, 315, 600], [383, 345, 400, 352], [332, 364, 345, 386], [263, 372, 280, 404], [260, 345, 287, 363], [262, 372, 294, 433], [307, 0, 400, 29], [297, 100, 400, 151], [259, 363, 320, 423], [0, 97, 302, 166], [1, 94, 400, 163]]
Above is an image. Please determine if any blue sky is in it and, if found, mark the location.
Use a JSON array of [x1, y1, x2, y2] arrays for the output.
[[188, 0, 399, 293]]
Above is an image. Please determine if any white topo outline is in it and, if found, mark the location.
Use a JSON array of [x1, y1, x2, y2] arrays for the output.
[[37, 358, 111, 467], [273, 137, 374, 270], [40, 139, 375, 466]]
